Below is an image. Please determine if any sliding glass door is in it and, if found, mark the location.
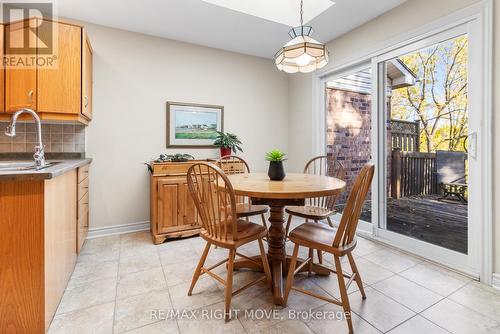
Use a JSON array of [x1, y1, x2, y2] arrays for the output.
[[372, 23, 482, 276], [318, 13, 488, 278]]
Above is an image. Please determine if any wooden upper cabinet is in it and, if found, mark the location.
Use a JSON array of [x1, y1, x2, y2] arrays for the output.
[[0, 24, 4, 112], [37, 20, 81, 115], [2, 18, 93, 123], [5, 19, 37, 112], [81, 29, 93, 120]]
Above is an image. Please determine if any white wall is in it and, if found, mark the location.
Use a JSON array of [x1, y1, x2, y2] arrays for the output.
[[493, 0, 500, 278], [288, 0, 500, 274], [84, 22, 288, 229]]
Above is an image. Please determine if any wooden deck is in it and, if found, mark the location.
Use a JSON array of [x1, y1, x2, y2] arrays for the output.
[[346, 195, 468, 254]]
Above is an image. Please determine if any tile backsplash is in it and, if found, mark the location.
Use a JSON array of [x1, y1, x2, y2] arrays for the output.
[[0, 122, 85, 153]]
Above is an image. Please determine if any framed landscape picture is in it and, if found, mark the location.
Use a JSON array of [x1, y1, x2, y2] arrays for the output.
[[166, 102, 224, 148]]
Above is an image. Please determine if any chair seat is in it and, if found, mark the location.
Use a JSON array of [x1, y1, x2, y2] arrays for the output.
[[236, 203, 268, 217], [200, 219, 267, 248], [286, 205, 335, 220], [289, 222, 356, 255]]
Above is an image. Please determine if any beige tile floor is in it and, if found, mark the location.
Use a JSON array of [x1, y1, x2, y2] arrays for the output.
[[48, 219, 500, 334]]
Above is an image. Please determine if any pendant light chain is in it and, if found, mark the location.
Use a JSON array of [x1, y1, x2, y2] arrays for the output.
[[300, 0, 304, 27]]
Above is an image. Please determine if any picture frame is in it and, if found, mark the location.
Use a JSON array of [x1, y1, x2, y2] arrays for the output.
[[166, 101, 224, 148]]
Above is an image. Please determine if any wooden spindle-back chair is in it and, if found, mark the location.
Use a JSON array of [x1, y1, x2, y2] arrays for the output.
[[303, 155, 345, 209], [285, 156, 345, 262], [186, 162, 271, 321], [217, 155, 269, 231], [284, 164, 375, 334]]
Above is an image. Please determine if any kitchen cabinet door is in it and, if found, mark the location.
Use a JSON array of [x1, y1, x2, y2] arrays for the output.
[[81, 30, 93, 120], [5, 20, 37, 112], [0, 24, 4, 112], [37, 20, 81, 114]]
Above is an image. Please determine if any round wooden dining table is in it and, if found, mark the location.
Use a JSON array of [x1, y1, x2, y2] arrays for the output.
[[225, 172, 346, 305]]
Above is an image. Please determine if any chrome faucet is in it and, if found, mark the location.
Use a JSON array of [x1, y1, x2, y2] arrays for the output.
[[5, 108, 46, 168]]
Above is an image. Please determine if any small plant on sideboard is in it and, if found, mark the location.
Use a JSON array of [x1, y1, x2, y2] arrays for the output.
[[213, 131, 243, 157]]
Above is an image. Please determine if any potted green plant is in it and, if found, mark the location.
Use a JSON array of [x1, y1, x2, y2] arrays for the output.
[[265, 150, 287, 181], [213, 131, 243, 157]]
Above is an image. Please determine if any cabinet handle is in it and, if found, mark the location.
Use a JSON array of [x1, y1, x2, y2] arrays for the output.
[[27, 90, 34, 104], [84, 96, 89, 109]]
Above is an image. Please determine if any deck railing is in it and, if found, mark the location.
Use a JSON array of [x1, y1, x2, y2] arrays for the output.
[[391, 148, 437, 199]]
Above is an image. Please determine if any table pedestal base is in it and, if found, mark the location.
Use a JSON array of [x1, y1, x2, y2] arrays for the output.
[[237, 198, 331, 305]]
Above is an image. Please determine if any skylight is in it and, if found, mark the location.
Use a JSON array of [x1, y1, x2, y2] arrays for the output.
[[201, 0, 335, 27]]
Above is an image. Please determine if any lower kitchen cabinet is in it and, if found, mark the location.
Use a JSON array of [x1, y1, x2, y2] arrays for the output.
[[77, 164, 90, 252], [0, 170, 76, 332], [0, 162, 91, 333]]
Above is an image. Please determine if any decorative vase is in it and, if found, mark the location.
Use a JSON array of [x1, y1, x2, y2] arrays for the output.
[[268, 161, 286, 181], [220, 147, 232, 157]]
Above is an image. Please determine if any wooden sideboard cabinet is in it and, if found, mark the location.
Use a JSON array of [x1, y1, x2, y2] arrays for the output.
[[150, 160, 216, 244]]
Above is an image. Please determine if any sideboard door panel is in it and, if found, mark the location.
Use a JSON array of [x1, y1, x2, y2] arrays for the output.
[[178, 182, 198, 227], [157, 181, 179, 233]]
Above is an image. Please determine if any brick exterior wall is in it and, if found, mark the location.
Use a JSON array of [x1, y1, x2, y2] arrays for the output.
[[326, 88, 392, 205]]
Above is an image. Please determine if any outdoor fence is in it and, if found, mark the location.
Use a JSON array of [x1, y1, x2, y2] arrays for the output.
[[391, 148, 438, 199]]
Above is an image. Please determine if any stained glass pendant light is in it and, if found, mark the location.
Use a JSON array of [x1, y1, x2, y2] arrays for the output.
[[275, 0, 329, 73]]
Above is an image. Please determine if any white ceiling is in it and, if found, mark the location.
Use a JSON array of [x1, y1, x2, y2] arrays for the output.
[[55, 0, 407, 59]]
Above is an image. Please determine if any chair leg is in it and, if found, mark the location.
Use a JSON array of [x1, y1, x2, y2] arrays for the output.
[[285, 214, 293, 240], [188, 242, 211, 296], [308, 248, 314, 277], [258, 238, 272, 285], [260, 213, 268, 230], [334, 255, 353, 334], [284, 243, 299, 305], [317, 249, 323, 264], [225, 248, 236, 322], [347, 253, 366, 299]]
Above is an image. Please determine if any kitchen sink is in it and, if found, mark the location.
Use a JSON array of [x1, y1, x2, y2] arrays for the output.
[[0, 161, 60, 172]]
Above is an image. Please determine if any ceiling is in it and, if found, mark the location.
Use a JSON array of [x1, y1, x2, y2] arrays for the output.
[[55, 0, 407, 59]]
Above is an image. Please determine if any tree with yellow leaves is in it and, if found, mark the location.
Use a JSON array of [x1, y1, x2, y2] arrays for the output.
[[391, 35, 468, 153]]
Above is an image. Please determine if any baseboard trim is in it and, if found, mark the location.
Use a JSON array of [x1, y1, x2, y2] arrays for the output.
[[492, 273, 500, 291], [87, 221, 150, 239]]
